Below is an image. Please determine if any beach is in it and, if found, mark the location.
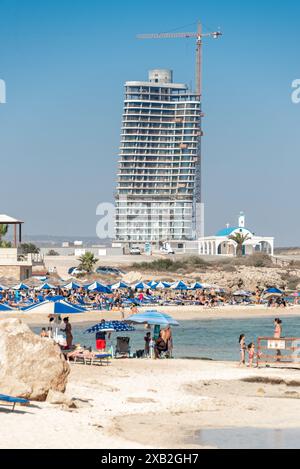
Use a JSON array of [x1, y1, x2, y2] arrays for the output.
[[2, 358, 300, 449], [1, 305, 300, 449], [2, 304, 300, 326]]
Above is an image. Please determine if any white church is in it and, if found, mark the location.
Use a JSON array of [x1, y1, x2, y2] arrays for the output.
[[198, 212, 274, 257]]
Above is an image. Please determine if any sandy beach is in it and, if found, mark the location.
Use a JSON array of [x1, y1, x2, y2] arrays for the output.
[[1, 305, 300, 449], [1, 304, 300, 327], [2, 358, 300, 449]]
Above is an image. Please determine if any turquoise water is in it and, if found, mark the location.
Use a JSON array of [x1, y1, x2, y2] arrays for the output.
[[195, 427, 300, 449], [33, 316, 300, 361]]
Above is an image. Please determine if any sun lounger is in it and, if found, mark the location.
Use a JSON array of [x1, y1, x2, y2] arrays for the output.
[[0, 394, 29, 412], [69, 349, 111, 366]]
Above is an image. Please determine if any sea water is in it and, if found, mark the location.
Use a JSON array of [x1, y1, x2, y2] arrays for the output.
[[194, 427, 300, 449], [33, 316, 300, 361]]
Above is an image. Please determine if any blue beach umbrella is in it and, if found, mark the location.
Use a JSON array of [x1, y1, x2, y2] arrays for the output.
[[63, 281, 81, 290], [147, 281, 158, 289], [126, 310, 179, 327], [36, 283, 56, 291], [263, 288, 284, 298], [85, 321, 136, 334], [190, 282, 203, 290], [87, 282, 111, 293], [13, 283, 30, 291], [110, 282, 130, 290], [170, 281, 188, 291], [22, 300, 86, 314], [154, 282, 171, 290], [0, 284, 8, 291], [134, 282, 149, 290]]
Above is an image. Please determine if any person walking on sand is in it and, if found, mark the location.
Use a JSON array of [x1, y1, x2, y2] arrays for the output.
[[239, 334, 246, 366]]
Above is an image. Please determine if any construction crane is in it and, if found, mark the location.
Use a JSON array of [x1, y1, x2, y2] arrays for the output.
[[137, 22, 222, 238], [137, 22, 222, 99]]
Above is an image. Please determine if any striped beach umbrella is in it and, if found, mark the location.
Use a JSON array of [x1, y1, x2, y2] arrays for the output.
[[110, 282, 130, 290], [170, 281, 188, 291], [85, 321, 136, 334], [12, 283, 30, 291], [63, 281, 81, 290]]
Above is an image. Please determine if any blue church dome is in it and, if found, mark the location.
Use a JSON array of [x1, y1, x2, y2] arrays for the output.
[[216, 227, 253, 237]]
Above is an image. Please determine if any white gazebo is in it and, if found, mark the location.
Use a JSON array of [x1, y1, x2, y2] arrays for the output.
[[198, 212, 274, 257]]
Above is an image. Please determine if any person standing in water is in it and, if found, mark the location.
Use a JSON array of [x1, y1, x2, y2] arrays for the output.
[[274, 318, 283, 361]]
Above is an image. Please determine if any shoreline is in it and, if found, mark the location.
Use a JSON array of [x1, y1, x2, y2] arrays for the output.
[[1, 304, 300, 327]]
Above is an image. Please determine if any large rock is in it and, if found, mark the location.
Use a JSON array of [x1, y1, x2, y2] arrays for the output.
[[0, 319, 70, 401]]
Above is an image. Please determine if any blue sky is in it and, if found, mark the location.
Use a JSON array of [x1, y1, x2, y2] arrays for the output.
[[0, 0, 299, 245]]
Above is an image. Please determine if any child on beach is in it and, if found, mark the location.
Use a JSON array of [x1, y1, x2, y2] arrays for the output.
[[247, 343, 256, 368], [239, 334, 246, 366], [144, 332, 151, 358]]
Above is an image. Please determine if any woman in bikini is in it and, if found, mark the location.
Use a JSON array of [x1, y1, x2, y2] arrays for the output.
[[239, 334, 246, 366]]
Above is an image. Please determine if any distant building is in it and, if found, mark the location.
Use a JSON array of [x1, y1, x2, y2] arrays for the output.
[[198, 212, 274, 256], [0, 214, 43, 280], [115, 69, 203, 245]]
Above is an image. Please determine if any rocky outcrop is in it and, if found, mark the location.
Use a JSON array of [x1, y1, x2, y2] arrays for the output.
[[0, 319, 70, 401]]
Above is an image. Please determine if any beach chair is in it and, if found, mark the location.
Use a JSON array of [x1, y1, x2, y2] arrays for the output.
[[115, 337, 131, 358], [0, 394, 29, 412], [90, 353, 112, 366]]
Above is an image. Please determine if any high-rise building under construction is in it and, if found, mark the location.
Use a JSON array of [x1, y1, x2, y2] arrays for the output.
[[115, 69, 202, 244]]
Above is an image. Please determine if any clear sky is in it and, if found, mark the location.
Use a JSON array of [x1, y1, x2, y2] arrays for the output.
[[0, 0, 299, 245]]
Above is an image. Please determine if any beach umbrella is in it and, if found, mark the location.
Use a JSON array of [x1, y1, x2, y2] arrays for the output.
[[126, 310, 179, 327], [147, 281, 158, 289], [0, 284, 8, 291], [233, 290, 252, 297], [22, 300, 86, 314], [191, 282, 204, 290], [134, 282, 149, 290], [12, 283, 30, 291], [170, 281, 188, 291], [0, 303, 14, 311], [36, 283, 56, 291], [155, 282, 171, 290], [87, 282, 111, 293], [263, 288, 283, 298], [110, 282, 130, 290], [63, 281, 81, 291], [84, 321, 136, 334]]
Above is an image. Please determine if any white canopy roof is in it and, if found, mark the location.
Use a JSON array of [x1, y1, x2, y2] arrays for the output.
[[0, 214, 23, 224]]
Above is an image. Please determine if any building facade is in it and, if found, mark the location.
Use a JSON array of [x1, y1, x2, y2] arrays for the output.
[[198, 213, 275, 256], [115, 69, 202, 245]]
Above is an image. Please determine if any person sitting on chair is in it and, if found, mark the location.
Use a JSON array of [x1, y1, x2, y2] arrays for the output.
[[154, 332, 168, 359]]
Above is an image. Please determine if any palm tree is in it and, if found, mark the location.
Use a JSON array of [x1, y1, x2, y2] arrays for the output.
[[0, 224, 8, 248], [78, 252, 98, 274], [229, 232, 251, 257]]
